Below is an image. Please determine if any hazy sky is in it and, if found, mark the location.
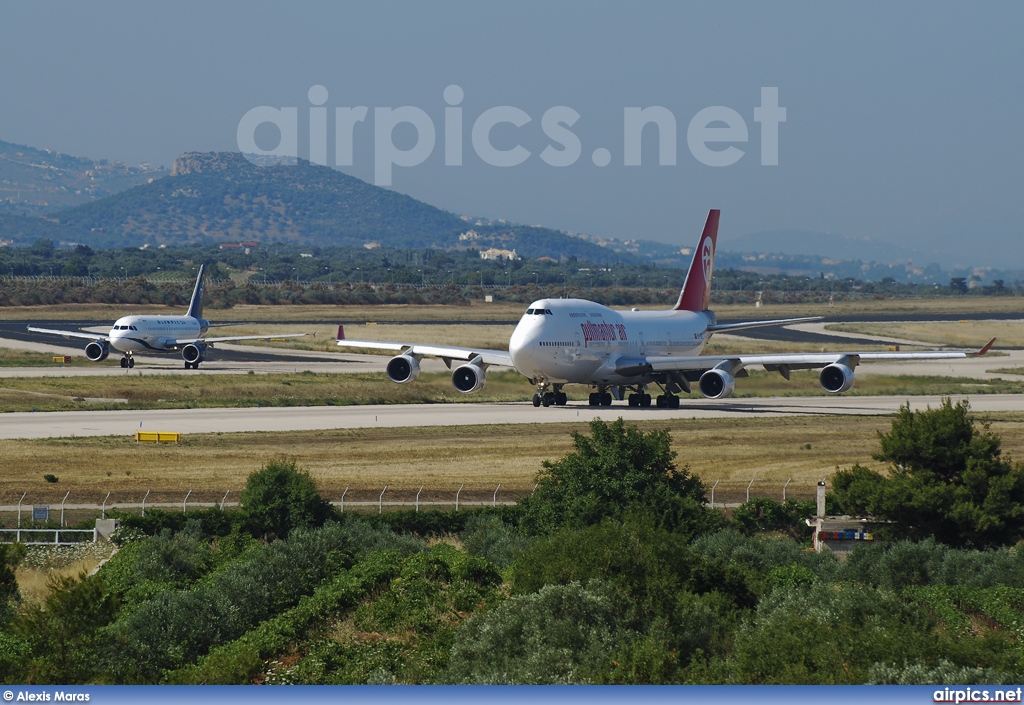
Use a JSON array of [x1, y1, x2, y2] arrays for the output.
[[2, 1, 1021, 268]]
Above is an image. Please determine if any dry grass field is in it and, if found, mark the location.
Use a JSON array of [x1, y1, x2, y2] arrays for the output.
[[829, 320, 1024, 348], [4, 412, 1024, 514]]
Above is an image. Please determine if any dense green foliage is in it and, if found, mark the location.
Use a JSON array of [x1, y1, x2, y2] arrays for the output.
[[5, 416, 1024, 685], [518, 418, 722, 536], [832, 399, 1024, 548], [239, 459, 333, 539]]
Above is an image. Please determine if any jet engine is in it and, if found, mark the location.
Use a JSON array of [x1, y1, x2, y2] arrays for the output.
[[819, 363, 855, 394], [85, 341, 109, 362], [386, 354, 421, 384], [698, 368, 735, 399], [182, 343, 207, 365], [452, 363, 486, 393]]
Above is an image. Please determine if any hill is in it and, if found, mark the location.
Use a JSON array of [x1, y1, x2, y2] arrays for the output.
[[0, 139, 166, 218], [0, 152, 625, 262]]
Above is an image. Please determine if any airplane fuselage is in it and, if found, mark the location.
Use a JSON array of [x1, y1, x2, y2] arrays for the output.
[[108, 315, 209, 354], [508, 298, 712, 385]]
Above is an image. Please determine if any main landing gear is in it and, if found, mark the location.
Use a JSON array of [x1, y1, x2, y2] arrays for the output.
[[588, 390, 613, 407], [119, 355, 135, 369], [184, 360, 201, 369]]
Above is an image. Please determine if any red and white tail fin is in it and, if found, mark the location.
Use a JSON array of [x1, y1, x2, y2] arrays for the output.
[[674, 209, 720, 312], [337, 325, 345, 340]]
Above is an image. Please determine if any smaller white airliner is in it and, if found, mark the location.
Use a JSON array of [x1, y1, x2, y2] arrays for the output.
[[336, 209, 995, 407], [29, 265, 306, 369]]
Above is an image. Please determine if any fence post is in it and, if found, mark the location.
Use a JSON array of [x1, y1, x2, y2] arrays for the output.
[[341, 487, 348, 513], [220, 490, 230, 510], [456, 484, 464, 512], [101, 492, 110, 520], [416, 485, 424, 513], [379, 485, 388, 515], [183, 489, 192, 514], [141, 489, 150, 517], [746, 478, 755, 504], [782, 478, 791, 503], [493, 483, 501, 507], [711, 479, 720, 508], [18, 492, 26, 528], [60, 490, 70, 527]]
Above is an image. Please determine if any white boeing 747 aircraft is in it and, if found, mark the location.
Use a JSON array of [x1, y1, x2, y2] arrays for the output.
[[29, 264, 306, 369], [337, 210, 994, 407]]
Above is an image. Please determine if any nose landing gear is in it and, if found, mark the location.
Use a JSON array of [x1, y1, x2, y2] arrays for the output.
[[119, 355, 135, 369], [533, 383, 567, 407]]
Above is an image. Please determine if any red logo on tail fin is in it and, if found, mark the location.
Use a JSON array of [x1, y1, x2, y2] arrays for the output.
[[337, 325, 345, 340]]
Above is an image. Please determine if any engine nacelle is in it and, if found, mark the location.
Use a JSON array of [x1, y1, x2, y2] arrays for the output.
[[84, 340, 109, 362], [182, 343, 207, 364], [819, 363, 855, 394], [698, 368, 736, 399], [452, 363, 486, 393], [386, 354, 421, 384]]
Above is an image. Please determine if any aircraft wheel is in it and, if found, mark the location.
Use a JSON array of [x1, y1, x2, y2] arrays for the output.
[[670, 395, 680, 409], [589, 393, 599, 406], [184, 361, 192, 369], [656, 395, 667, 408], [555, 392, 567, 406], [128, 358, 135, 369], [120, 358, 128, 368], [640, 394, 652, 407], [542, 393, 553, 407], [533, 394, 542, 407], [601, 392, 613, 406]]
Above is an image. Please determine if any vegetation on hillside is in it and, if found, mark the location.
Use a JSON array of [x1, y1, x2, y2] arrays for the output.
[[4, 405, 1024, 684]]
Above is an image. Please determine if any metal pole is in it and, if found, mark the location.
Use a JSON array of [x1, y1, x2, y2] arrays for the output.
[[746, 478, 755, 504], [101, 492, 110, 520], [711, 479, 719, 508], [456, 484, 464, 511], [493, 483, 501, 507], [379, 485, 388, 514], [60, 490, 70, 527], [220, 490, 230, 510], [782, 478, 792, 503], [183, 488, 192, 514], [141, 489, 150, 517], [18, 492, 25, 528], [341, 487, 348, 513], [416, 485, 424, 513]]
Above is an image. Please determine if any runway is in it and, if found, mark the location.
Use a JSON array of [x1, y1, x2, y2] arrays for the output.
[[3, 394, 1021, 440]]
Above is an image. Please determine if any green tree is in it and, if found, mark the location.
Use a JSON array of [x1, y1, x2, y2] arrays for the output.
[[831, 399, 1024, 548], [517, 418, 721, 536], [0, 542, 27, 623], [239, 459, 333, 539]]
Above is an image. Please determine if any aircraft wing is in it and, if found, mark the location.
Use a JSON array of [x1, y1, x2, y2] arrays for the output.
[[617, 338, 996, 376], [27, 326, 108, 342], [706, 316, 822, 333], [336, 338, 514, 368], [173, 333, 308, 346]]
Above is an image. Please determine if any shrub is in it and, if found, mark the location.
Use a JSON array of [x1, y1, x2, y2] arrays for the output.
[[240, 459, 332, 539], [446, 580, 633, 683], [517, 418, 722, 537]]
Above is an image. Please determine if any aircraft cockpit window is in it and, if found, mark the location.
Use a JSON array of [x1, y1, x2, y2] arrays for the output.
[[129, 326, 137, 330], [526, 309, 535, 315]]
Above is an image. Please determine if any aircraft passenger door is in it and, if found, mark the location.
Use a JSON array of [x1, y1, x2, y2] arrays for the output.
[[572, 332, 582, 360]]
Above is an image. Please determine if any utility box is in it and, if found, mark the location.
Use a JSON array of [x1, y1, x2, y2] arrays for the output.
[[33, 506, 49, 522]]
